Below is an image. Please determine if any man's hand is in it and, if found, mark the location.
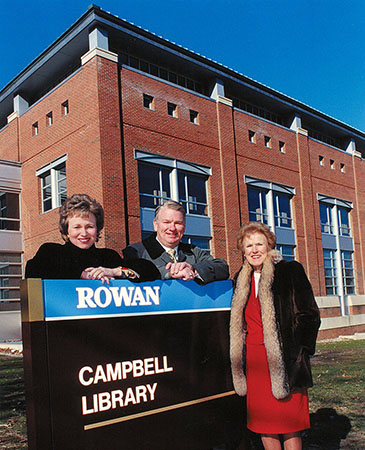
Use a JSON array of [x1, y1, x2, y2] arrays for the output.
[[165, 262, 197, 281]]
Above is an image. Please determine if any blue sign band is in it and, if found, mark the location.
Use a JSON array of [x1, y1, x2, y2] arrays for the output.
[[42, 279, 233, 320]]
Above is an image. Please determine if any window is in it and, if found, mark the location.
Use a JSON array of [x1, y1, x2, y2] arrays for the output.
[[319, 201, 351, 237], [32, 122, 38, 136], [119, 52, 205, 95], [274, 193, 292, 228], [279, 141, 286, 153], [143, 94, 154, 110], [189, 110, 199, 124], [248, 130, 256, 143], [46, 111, 53, 127], [318, 194, 354, 300], [246, 177, 296, 257], [319, 155, 324, 166], [0, 253, 22, 307], [277, 245, 295, 261], [330, 159, 335, 169], [168, 72, 177, 84], [232, 97, 284, 125], [136, 151, 211, 246], [178, 171, 208, 215], [62, 100, 69, 116], [323, 249, 337, 295], [247, 187, 269, 225], [308, 128, 341, 149], [167, 102, 178, 118], [319, 202, 333, 234], [130, 56, 139, 69], [337, 207, 351, 236], [150, 64, 159, 77], [264, 136, 271, 148], [247, 186, 293, 230], [138, 163, 171, 208], [36, 156, 67, 212], [138, 163, 208, 216], [340, 163, 345, 173], [0, 192, 20, 231], [341, 251, 355, 295], [182, 236, 210, 252]]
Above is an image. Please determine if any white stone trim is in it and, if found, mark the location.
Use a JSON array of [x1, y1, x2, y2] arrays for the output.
[[7, 111, 18, 123], [354, 150, 362, 159], [347, 295, 365, 306], [320, 313, 365, 330], [81, 47, 118, 65], [316, 296, 341, 309], [217, 96, 233, 107], [297, 127, 308, 136], [36, 154, 67, 176]]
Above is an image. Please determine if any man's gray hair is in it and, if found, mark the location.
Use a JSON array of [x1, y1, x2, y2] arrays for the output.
[[155, 200, 186, 222]]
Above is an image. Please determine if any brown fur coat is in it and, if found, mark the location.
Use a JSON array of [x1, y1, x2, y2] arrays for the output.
[[230, 250, 320, 400]]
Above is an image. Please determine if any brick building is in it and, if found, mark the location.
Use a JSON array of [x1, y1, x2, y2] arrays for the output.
[[0, 5, 364, 339]]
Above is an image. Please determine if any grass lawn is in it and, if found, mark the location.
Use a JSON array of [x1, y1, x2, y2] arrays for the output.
[[0, 355, 27, 449], [305, 339, 364, 449], [0, 339, 364, 449]]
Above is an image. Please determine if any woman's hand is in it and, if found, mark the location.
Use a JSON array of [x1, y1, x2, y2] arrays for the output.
[[81, 266, 139, 283], [81, 266, 117, 284]]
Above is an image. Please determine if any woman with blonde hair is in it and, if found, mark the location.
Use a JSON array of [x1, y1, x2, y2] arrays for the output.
[[230, 222, 320, 449]]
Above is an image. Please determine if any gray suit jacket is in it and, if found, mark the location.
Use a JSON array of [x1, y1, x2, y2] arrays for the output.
[[123, 233, 229, 284]]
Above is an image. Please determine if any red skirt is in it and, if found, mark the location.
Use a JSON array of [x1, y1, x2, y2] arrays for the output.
[[246, 342, 310, 434]]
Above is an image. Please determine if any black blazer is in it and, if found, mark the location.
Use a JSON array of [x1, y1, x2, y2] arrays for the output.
[[25, 241, 160, 281], [123, 232, 229, 284]]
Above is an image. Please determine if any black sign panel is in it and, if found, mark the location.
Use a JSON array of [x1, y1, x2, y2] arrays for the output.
[[22, 280, 246, 450]]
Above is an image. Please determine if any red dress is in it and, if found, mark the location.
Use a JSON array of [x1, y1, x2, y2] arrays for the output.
[[245, 274, 310, 434]]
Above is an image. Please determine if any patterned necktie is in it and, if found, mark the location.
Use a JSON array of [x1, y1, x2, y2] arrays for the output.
[[167, 248, 178, 263]]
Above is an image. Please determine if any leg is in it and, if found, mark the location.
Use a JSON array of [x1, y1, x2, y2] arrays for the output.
[[261, 434, 282, 450], [283, 432, 302, 450]]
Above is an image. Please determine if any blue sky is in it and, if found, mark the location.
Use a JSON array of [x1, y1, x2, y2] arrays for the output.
[[1, 0, 364, 131]]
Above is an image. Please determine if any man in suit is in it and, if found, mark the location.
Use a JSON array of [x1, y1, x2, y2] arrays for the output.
[[123, 200, 229, 283]]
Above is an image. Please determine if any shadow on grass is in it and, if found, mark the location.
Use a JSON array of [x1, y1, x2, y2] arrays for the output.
[[303, 407, 351, 449], [243, 408, 351, 450]]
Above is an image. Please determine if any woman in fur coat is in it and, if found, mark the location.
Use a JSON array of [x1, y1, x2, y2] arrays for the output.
[[230, 222, 320, 450]]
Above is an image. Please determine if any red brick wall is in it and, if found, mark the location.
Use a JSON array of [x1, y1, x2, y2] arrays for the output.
[[96, 57, 126, 252], [319, 307, 342, 318], [214, 100, 241, 270], [318, 324, 365, 340], [1, 55, 363, 297], [20, 58, 105, 261], [308, 138, 364, 296], [0, 119, 19, 161], [120, 68, 238, 269], [352, 154, 365, 294], [348, 304, 365, 315]]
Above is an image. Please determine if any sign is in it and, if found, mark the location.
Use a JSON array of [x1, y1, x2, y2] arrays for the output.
[[21, 279, 246, 450], [42, 279, 232, 319]]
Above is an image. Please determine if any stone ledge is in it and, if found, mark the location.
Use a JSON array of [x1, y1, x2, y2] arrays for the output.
[[81, 47, 118, 65], [320, 313, 365, 330]]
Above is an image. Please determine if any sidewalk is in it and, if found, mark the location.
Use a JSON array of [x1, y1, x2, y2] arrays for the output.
[[321, 332, 365, 342], [1, 333, 364, 357], [0, 340, 23, 356]]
